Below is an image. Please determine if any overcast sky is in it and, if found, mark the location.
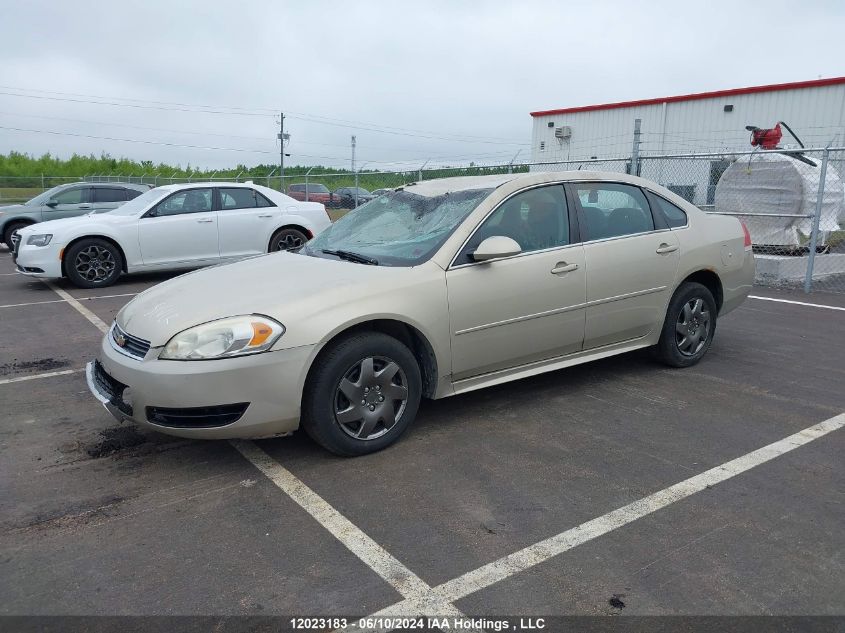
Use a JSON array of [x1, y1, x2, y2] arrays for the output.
[[1, 0, 843, 171]]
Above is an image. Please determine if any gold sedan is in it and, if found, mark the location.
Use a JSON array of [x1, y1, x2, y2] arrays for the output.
[[87, 171, 754, 455]]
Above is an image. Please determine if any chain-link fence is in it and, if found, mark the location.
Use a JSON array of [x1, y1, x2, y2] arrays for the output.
[[637, 147, 845, 293], [4, 146, 844, 293]]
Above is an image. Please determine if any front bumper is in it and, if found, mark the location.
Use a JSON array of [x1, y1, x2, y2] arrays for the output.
[[13, 241, 63, 278], [87, 331, 317, 439]]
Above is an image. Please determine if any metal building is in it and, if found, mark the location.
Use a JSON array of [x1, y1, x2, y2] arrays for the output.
[[529, 77, 845, 196]]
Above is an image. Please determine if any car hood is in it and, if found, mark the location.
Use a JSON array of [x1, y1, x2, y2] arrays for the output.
[[17, 212, 135, 235], [0, 204, 27, 213], [117, 253, 427, 347]]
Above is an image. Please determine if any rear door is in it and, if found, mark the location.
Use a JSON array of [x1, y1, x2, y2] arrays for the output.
[[568, 182, 680, 349], [137, 187, 220, 266], [216, 187, 278, 259], [91, 186, 128, 214]]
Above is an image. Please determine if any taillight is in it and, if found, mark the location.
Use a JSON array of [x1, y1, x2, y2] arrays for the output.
[[740, 221, 752, 248]]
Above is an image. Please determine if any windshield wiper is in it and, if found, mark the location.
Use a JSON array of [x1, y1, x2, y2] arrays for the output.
[[321, 249, 379, 266]]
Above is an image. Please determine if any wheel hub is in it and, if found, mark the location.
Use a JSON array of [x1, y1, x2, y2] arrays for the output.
[[334, 356, 408, 441]]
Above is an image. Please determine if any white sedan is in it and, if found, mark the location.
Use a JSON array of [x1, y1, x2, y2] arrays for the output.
[[12, 182, 332, 288]]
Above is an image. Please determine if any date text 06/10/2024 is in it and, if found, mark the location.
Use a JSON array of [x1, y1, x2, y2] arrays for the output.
[[289, 617, 546, 630]]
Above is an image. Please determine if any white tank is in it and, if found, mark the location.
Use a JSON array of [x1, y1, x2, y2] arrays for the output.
[[714, 151, 844, 247]]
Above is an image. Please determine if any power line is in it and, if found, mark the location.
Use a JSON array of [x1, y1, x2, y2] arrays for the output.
[[0, 86, 529, 146]]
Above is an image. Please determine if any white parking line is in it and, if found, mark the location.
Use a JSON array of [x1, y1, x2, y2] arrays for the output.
[[43, 281, 110, 333], [0, 298, 66, 309], [0, 368, 82, 385], [231, 441, 444, 603], [0, 292, 138, 310], [358, 413, 845, 621], [749, 295, 845, 311]]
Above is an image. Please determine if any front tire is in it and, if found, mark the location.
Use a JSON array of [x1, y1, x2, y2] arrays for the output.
[[302, 332, 422, 456], [654, 282, 717, 368], [3, 221, 29, 248], [64, 238, 123, 288]]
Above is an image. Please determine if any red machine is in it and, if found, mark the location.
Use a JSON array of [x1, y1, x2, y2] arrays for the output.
[[745, 121, 816, 166], [746, 122, 783, 149]]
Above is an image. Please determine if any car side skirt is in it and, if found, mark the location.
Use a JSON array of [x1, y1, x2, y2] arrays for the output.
[[445, 333, 659, 398]]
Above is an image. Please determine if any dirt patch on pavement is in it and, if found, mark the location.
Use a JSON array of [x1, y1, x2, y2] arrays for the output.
[[86, 426, 148, 458], [0, 357, 70, 376]]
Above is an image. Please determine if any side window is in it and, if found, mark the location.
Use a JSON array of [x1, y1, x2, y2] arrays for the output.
[[153, 188, 213, 216], [256, 191, 275, 208], [93, 188, 126, 203], [458, 185, 570, 264], [649, 194, 688, 228], [219, 187, 257, 210], [573, 183, 654, 240], [125, 189, 143, 200], [52, 187, 88, 205]]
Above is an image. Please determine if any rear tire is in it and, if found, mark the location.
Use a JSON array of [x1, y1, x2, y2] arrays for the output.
[[654, 282, 717, 368], [269, 227, 308, 252], [3, 221, 29, 248], [302, 332, 422, 456], [64, 238, 123, 288]]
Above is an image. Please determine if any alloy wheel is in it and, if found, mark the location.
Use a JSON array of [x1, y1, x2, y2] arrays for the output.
[[333, 356, 409, 440], [74, 245, 116, 283], [276, 233, 304, 251], [675, 297, 711, 356]]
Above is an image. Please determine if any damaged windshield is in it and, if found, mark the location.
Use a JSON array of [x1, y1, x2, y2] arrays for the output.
[[304, 187, 493, 266]]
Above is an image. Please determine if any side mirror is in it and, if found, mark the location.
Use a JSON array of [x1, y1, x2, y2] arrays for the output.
[[588, 189, 598, 204], [471, 236, 522, 262], [45, 200, 59, 208]]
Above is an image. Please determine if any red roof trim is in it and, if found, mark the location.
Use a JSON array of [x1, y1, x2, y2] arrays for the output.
[[529, 77, 845, 117]]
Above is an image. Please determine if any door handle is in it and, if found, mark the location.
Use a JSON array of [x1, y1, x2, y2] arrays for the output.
[[196, 218, 214, 223], [257, 214, 273, 218], [551, 262, 579, 274], [78, 204, 92, 210], [656, 243, 678, 254]]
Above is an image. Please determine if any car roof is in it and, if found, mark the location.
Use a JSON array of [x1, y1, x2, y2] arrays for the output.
[[89, 182, 150, 191], [399, 170, 657, 197], [153, 181, 263, 192]]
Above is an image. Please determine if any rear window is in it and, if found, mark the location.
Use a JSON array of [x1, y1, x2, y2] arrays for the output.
[[93, 188, 126, 203], [650, 194, 688, 228]]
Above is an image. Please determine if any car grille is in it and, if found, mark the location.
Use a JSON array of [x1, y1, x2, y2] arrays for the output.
[[146, 403, 249, 428], [10, 232, 21, 257], [111, 322, 151, 360], [93, 360, 133, 416]]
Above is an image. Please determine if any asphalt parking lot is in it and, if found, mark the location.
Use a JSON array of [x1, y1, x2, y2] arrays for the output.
[[1, 245, 843, 629]]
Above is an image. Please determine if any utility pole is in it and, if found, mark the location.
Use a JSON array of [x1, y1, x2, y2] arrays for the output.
[[277, 112, 286, 192], [630, 118, 642, 176], [351, 135, 356, 173]]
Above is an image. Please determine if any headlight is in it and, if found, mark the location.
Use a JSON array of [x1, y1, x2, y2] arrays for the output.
[[26, 234, 52, 246], [159, 315, 285, 360]]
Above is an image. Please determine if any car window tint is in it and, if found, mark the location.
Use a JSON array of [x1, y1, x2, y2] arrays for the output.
[[155, 188, 213, 216], [256, 191, 274, 207], [308, 184, 330, 194], [650, 194, 688, 228], [93, 188, 126, 203], [219, 187, 257, 210], [125, 189, 143, 200], [574, 183, 654, 240], [52, 187, 87, 205], [459, 185, 570, 263]]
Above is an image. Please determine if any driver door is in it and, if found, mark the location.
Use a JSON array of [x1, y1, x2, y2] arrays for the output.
[[445, 184, 586, 381], [42, 185, 92, 220], [138, 188, 220, 267]]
